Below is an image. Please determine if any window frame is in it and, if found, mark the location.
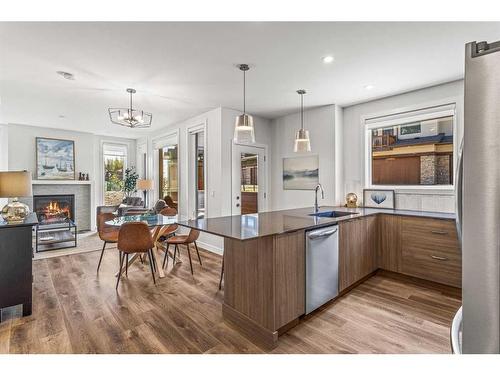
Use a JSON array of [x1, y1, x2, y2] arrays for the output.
[[152, 130, 179, 205], [364, 103, 457, 191], [188, 122, 207, 220], [101, 142, 129, 206]]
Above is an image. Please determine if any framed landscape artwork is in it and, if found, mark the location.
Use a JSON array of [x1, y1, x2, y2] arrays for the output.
[[363, 189, 395, 209], [283, 155, 319, 190], [36, 137, 75, 180]]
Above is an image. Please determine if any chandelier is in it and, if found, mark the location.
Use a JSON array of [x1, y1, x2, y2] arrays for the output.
[[108, 88, 152, 128]]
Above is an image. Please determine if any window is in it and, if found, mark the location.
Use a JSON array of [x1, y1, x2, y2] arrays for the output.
[[103, 143, 127, 205], [240, 153, 258, 214], [400, 123, 421, 135], [158, 144, 178, 211], [366, 105, 455, 187], [194, 131, 205, 219]]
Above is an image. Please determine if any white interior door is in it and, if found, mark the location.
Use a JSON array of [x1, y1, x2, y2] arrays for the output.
[[231, 144, 267, 216]]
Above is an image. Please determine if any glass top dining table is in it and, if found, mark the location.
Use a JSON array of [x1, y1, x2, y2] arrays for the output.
[[106, 213, 178, 227], [106, 213, 178, 279]]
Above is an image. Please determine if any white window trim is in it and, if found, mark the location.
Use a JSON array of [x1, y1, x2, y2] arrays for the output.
[[152, 129, 179, 150], [152, 129, 180, 203], [188, 122, 208, 220], [137, 141, 147, 178], [100, 141, 129, 206], [364, 103, 457, 191]]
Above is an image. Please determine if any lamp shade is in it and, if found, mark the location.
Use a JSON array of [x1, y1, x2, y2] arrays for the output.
[[137, 179, 154, 190], [233, 113, 256, 144], [0, 171, 33, 197], [293, 129, 312, 153]]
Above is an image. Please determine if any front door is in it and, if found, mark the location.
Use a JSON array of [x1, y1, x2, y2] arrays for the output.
[[231, 144, 267, 216]]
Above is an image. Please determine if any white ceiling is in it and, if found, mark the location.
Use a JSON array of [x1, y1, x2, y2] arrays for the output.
[[1, 22, 499, 138]]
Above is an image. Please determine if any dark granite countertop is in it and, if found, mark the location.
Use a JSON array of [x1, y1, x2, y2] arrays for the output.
[[0, 212, 38, 229], [177, 206, 456, 241]]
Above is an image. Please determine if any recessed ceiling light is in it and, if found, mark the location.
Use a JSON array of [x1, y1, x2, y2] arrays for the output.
[[322, 55, 334, 64], [56, 71, 75, 80], [364, 85, 375, 90]]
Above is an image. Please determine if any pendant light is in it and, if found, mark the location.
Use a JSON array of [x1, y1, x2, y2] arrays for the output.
[[294, 89, 311, 152], [234, 64, 255, 144]]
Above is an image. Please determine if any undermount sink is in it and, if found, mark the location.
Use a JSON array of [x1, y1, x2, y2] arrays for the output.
[[308, 210, 358, 218]]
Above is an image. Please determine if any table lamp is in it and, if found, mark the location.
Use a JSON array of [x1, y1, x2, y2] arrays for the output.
[[0, 171, 33, 223], [136, 179, 154, 208]]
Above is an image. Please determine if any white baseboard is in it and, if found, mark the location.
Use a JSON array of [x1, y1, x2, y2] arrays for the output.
[[197, 240, 223, 255]]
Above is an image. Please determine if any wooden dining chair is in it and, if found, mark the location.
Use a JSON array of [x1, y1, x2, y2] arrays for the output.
[[96, 212, 119, 272], [155, 207, 178, 269], [116, 222, 156, 289], [163, 228, 202, 275]]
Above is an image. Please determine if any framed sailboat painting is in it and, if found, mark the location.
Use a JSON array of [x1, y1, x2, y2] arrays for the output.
[[36, 137, 75, 180]]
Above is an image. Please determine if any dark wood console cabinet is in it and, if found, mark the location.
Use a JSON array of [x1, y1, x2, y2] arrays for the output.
[[0, 213, 38, 319]]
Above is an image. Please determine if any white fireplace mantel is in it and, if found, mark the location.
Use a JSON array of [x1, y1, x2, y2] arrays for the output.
[[32, 180, 94, 185]]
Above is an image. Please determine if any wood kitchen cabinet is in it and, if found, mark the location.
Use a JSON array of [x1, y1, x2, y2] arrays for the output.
[[378, 214, 402, 272], [339, 216, 378, 291], [339, 214, 461, 291], [400, 216, 461, 287], [223, 229, 306, 348]]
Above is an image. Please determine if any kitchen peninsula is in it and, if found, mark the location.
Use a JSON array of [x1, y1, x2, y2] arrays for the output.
[[179, 206, 460, 349]]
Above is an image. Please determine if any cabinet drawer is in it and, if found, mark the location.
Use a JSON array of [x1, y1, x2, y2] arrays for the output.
[[401, 217, 461, 287], [401, 245, 461, 287], [402, 217, 458, 245]]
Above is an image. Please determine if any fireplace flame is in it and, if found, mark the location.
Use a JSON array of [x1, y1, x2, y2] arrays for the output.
[[39, 200, 71, 222]]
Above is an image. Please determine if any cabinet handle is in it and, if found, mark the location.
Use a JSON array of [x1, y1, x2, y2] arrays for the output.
[[431, 230, 448, 235], [431, 255, 448, 261]]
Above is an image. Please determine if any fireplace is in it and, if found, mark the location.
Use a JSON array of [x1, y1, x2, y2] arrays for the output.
[[34, 194, 75, 225]]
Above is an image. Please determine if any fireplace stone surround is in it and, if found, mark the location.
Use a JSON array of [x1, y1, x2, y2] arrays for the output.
[[20, 181, 93, 231]]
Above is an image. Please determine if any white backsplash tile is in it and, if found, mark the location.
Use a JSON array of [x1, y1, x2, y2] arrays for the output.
[[395, 192, 455, 213]]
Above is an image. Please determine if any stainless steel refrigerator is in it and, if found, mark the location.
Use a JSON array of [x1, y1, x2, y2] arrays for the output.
[[457, 40, 500, 354]]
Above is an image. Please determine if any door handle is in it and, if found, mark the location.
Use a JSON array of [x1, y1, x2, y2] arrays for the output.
[[455, 139, 463, 245], [308, 228, 338, 239], [431, 255, 449, 261]]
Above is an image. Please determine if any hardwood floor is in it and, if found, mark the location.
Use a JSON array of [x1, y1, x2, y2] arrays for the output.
[[0, 246, 461, 354]]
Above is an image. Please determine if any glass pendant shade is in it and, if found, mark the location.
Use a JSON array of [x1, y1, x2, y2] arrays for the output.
[[294, 128, 311, 153], [234, 113, 255, 144]]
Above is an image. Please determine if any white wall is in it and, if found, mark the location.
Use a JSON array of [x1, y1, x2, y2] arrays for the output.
[[270, 105, 338, 211], [342, 80, 463, 212], [5, 123, 136, 228]]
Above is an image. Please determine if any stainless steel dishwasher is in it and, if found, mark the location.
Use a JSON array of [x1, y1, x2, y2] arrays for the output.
[[305, 225, 339, 314]]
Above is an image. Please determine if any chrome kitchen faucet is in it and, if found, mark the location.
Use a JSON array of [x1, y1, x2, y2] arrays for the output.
[[314, 183, 324, 213]]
